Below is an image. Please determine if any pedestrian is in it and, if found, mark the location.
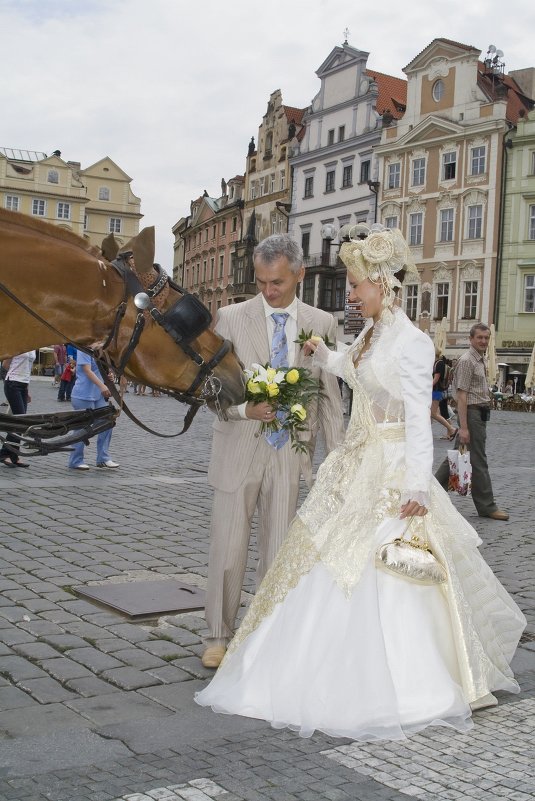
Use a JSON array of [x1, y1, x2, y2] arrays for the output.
[[435, 323, 508, 520], [0, 350, 35, 468], [196, 226, 525, 739], [201, 233, 344, 669], [53, 343, 67, 386], [431, 350, 457, 440], [67, 350, 119, 471], [57, 357, 76, 402]]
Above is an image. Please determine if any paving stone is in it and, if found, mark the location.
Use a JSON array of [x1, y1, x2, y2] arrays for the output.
[[40, 657, 94, 682], [0, 701, 93, 736], [66, 647, 124, 673], [65, 676, 122, 697], [0, 685, 37, 710], [0, 655, 48, 681], [65, 691, 173, 725], [101, 667, 163, 690], [40, 633, 89, 651], [17, 676, 77, 703], [112, 649, 167, 670], [139, 641, 189, 659], [11, 641, 62, 661], [144, 664, 195, 684]]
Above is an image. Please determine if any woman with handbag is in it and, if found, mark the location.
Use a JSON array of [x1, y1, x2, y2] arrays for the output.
[[196, 226, 525, 741]]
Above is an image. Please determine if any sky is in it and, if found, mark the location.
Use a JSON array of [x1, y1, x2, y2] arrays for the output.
[[1, 0, 534, 267]]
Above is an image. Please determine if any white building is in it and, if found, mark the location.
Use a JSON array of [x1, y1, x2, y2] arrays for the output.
[[288, 42, 406, 335]]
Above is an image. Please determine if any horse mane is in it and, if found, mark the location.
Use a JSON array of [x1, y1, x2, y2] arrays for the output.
[[0, 208, 96, 255]]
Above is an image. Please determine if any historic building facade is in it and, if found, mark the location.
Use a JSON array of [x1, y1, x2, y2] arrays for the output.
[[0, 148, 141, 250], [373, 39, 532, 351], [287, 42, 407, 337], [178, 176, 245, 314], [495, 103, 535, 375]]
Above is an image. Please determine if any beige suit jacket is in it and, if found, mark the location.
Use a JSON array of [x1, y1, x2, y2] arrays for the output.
[[208, 293, 344, 493]]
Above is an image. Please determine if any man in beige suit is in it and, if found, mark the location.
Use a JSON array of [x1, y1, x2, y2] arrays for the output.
[[202, 234, 344, 668]]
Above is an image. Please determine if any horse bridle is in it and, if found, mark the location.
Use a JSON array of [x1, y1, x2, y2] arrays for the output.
[[106, 257, 231, 416]]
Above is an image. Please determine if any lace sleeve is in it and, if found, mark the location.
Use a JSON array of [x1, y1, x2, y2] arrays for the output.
[[398, 331, 434, 507]]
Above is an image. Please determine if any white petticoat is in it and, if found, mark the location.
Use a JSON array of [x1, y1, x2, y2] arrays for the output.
[[195, 519, 473, 741]]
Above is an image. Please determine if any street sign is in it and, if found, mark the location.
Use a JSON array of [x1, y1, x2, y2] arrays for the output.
[[344, 296, 365, 336]]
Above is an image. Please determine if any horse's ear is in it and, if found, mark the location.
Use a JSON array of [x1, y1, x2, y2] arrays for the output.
[[121, 227, 155, 274], [101, 234, 119, 261]]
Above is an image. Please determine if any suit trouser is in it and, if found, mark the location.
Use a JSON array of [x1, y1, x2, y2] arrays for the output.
[[435, 406, 497, 516], [205, 438, 301, 645]]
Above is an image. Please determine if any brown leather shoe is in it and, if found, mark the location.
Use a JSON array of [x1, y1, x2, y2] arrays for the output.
[[201, 645, 226, 669], [486, 510, 509, 521]]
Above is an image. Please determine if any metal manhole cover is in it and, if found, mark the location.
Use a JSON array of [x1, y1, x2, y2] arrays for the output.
[[74, 579, 205, 620]]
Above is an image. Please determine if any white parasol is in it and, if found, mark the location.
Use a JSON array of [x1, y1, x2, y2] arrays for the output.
[[525, 340, 535, 389], [486, 324, 498, 386]]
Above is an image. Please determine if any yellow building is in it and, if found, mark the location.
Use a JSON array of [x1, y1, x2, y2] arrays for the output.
[[0, 148, 142, 250]]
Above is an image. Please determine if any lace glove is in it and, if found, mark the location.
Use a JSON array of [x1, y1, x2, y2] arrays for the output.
[[311, 341, 346, 378], [400, 490, 430, 509]]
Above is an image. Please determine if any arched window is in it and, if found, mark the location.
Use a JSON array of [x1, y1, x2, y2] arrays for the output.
[[432, 80, 445, 102]]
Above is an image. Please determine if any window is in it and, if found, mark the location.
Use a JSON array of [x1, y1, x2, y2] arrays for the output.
[[270, 174, 275, 193], [467, 205, 483, 239], [531, 152, 535, 175], [405, 285, 419, 321], [304, 176, 314, 198], [388, 163, 400, 189], [221, 220, 226, 236], [384, 215, 398, 229], [271, 216, 277, 235], [412, 158, 425, 186], [338, 125, 345, 142], [524, 274, 535, 312], [471, 146, 486, 176], [216, 300, 222, 311], [463, 281, 478, 319], [250, 183, 257, 200], [443, 152, 456, 181], [57, 202, 70, 220], [218, 254, 224, 278], [280, 170, 286, 190], [301, 232, 310, 258], [432, 80, 445, 102], [83, 213, 88, 230], [232, 216, 237, 233], [204, 229, 208, 242], [5, 195, 19, 211], [436, 283, 449, 318], [265, 131, 273, 157], [360, 160, 370, 184], [321, 276, 334, 308], [440, 208, 454, 241], [327, 129, 335, 146], [342, 165, 353, 188], [210, 257, 215, 280], [529, 205, 535, 239], [325, 170, 335, 193], [99, 186, 110, 201], [212, 225, 216, 239], [409, 212, 423, 245], [47, 169, 59, 184], [334, 275, 346, 310], [302, 276, 315, 305], [32, 199, 46, 216], [109, 217, 121, 233]]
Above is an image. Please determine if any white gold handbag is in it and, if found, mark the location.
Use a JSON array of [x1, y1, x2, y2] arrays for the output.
[[375, 518, 447, 586]]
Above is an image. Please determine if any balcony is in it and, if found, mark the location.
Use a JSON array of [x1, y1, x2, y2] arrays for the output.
[[230, 282, 257, 297], [303, 251, 340, 269]]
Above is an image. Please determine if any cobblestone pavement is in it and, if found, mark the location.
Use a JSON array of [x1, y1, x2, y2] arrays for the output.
[[0, 379, 533, 801]]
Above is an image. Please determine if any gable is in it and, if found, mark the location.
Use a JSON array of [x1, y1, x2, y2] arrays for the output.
[[82, 157, 132, 182], [405, 38, 480, 74], [316, 44, 369, 78], [395, 116, 464, 147]]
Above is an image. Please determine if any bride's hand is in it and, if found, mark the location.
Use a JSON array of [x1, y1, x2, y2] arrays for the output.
[[302, 338, 319, 357], [400, 500, 428, 518]]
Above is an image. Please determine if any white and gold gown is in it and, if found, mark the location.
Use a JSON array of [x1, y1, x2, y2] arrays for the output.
[[195, 308, 525, 740]]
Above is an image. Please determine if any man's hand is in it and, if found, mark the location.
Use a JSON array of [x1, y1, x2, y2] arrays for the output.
[[458, 427, 470, 445], [245, 402, 276, 422]]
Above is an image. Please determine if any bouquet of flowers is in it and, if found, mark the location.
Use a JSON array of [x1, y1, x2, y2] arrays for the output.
[[244, 363, 323, 452]]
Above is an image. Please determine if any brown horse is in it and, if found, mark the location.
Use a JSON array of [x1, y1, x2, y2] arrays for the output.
[[0, 209, 244, 411]]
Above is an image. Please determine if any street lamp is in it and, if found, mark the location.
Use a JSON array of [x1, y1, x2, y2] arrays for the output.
[[367, 180, 380, 223]]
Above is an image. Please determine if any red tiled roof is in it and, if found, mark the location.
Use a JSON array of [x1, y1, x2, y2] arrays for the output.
[[282, 105, 306, 125], [228, 174, 245, 183], [477, 62, 533, 123], [365, 69, 407, 119]]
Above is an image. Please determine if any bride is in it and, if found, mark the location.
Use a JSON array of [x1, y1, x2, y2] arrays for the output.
[[195, 226, 525, 741]]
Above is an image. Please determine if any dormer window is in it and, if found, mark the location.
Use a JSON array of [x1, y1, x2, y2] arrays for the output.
[[99, 186, 110, 201], [432, 80, 445, 102]]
